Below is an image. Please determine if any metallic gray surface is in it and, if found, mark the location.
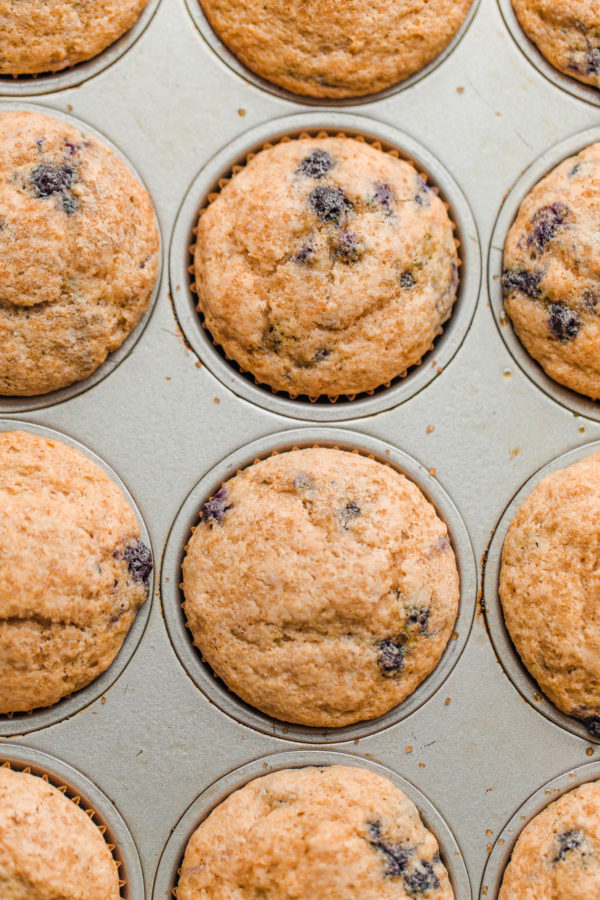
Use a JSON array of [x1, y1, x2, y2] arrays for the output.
[[1, 0, 600, 894]]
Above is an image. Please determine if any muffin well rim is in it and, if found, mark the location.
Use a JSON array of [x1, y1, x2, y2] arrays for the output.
[[483, 438, 600, 744], [0, 0, 163, 96], [0, 419, 155, 737], [497, 0, 600, 109], [161, 427, 477, 744], [0, 99, 164, 415], [480, 759, 600, 898], [488, 125, 600, 422], [169, 111, 481, 422], [0, 742, 144, 899], [152, 749, 472, 900], [183, 0, 482, 106]]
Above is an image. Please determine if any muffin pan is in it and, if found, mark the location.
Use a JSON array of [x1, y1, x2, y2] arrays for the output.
[[3, 0, 600, 893]]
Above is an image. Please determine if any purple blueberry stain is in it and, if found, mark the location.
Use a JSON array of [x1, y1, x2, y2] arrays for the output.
[[584, 291, 599, 312], [400, 272, 416, 289], [309, 185, 353, 224], [586, 48, 600, 75], [201, 485, 232, 525], [502, 268, 543, 299], [407, 607, 430, 635], [527, 203, 569, 254], [120, 540, 153, 589], [548, 304, 580, 341], [372, 182, 395, 214], [294, 240, 315, 264], [450, 259, 459, 294], [367, 822, 439, 895], [414, 175, 432, 208], [313, 347, 330, 363], [569, 163, 582, 177], [293, 472, 315, 491], [331, 228, 365, 263], [30, 162, 75, 198], [553, 830, 584, 863], [367, 822, 412, 877], [377, 637, 405, 677], [340, 501, 360, 529], [404, 862, 440, 894], [298, 149, 335, 179]]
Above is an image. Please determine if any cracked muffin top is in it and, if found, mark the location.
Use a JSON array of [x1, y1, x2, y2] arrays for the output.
[[198, 0, 474, 98], [181, 447, 459, 728], [193, 136, 459, 399], [500, 451, 600, 738], [0, 0, 150, 75], [503, 142, 600, 400], [0, 766, 121, 899], [178, 765, 454, 900], [499, 780, 600, 899], [511, 0, 600, 89], [0, 109, 159, 397], [0, 430, 152, 715]]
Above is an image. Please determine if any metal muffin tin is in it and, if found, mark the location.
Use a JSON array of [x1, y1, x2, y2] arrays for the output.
[[3, 0, 600, 894]]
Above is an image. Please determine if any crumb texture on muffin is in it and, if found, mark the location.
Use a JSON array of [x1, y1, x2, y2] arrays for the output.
[[0, 110, 159, 397], [499, 780, 600, 899], [182, 448, 459, 727], [178, 765, 454, 899], [0, 0, 149, 75], [511, 0, 600, 89], [503, 142, 600, 400], [0, 430, 152, 714], [194, 137, 459, 398], [500, 452, 600, 732], [199, 0, 474, 97], [0, 766, 121, 898]]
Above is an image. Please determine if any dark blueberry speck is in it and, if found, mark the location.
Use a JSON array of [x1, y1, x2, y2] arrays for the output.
[[309, 185, 353, 224], [583, 291, 599, 312], [367, 822, 412, 877], [527, 203, 568, 253], [331, 228, 364, 263], [401, 272, 416, 289], [340, 501, 360, 528], [298, 149, 335, 179], [586, 49, 600, 75], [553, 830, 584, 863], [122, 540, 153, 588], [404, 861, 440, 894], [407, 607, 430, 635], [502, 268, 542, 299], [373, 182, 395, 214], [377, 637, 405, 677], [582, 715, 600, 738], [61, 195, 78, 215], [201, 485, 231, 525], [414, 175, 432, 208], [294, 241, 315, 264], [569, 163, 582, 177], [314, 347, 330, 362], [549, 304, 580, 341], [293, 472, 315, 491], [30, 162, 75, 198]]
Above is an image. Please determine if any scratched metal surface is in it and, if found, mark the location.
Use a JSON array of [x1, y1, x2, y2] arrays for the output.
[[1, 0, 599, 896]]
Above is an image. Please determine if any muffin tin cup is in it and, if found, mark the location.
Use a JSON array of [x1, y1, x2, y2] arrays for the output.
[[497, 0, 600, 108], [0, 419, 154, 737], [0, 0, 162, 96], [488, 125, 600, 422], [153, 749, 472, 900], [0, 100, 163, 415], [184, 0, 482, 106], [161, 427, 476, 743], [170, 111, 481, 421], [483, 438, 600, 743], [480, 759, 600, 898], [0, 743, 144, 899]]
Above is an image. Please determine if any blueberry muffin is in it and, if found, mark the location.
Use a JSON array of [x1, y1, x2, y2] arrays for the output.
[[198, 0, 474, 98], [503, 142, 600, 400], [511, 0, 600, 89], [499, 780, 600, 898], [0, 0, 150, 75], [500, 451, 600, 737], [0, 766, 121, 898], [178, 765, 454, 900], [0, 430, 152, 714], [182, 447, 459, 727], [0, 110, 159, 397], [193, 137, 459, 399]]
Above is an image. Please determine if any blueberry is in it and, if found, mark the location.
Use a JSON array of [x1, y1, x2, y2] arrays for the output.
[[373, 182, 395, 213], [400, 272, 415, 289], [584, 291, 599, 311], [553, 830, 584, 863], [502, 268, 542, 299], [569, 163, 582, 177], [331, 229, 364, 263], [298, 149, 335, 179], [309, 185, 353, 224], [367, 822, 412, 877], [527, 203, 568, 253], [120, 540, 153, 588], [414, 175, 432, 207], [404, 861, 440, 894], [407, 607, 430, 635], [61, 195, 78, 215], [586, 49, 600, 75], [377, 638, 405, 677], [293, 472, 315, 491], [294, 241, 314, 264], [201, 486, 231, 525], [340, 501, 360, 528], [582, 715, 600, 738], [548, 304, 580, 341], [30, 162, 75, 198], [314, 348, 330, 362]]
